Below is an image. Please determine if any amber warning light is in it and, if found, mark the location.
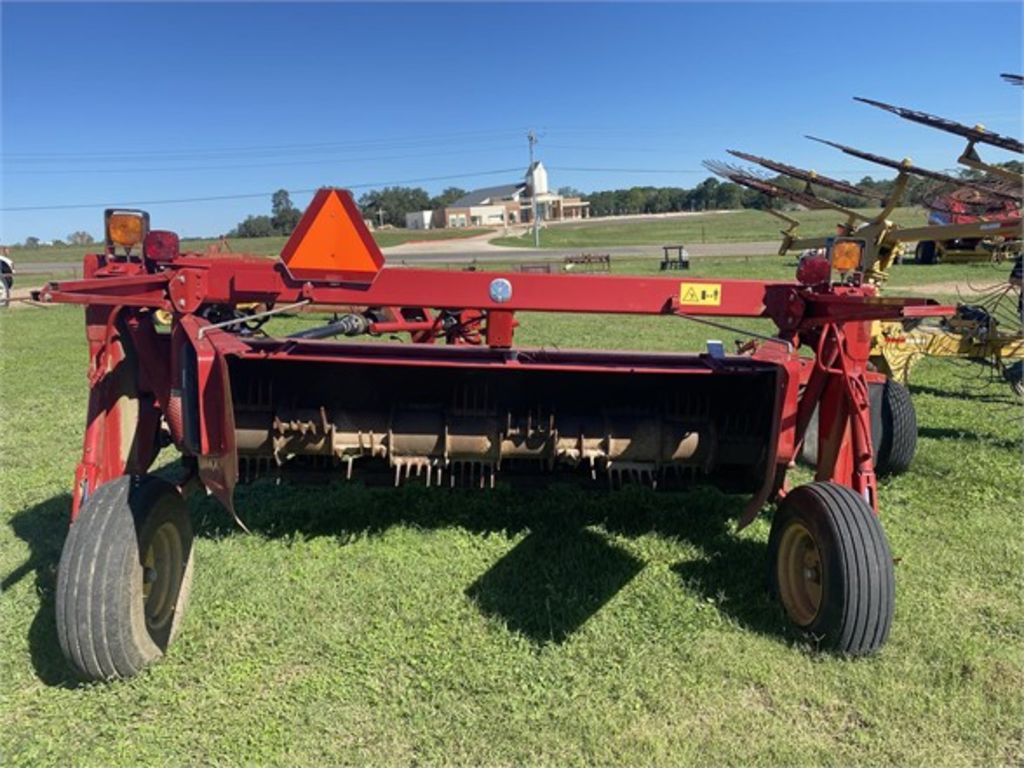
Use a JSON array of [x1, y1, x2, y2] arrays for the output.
[[105, 209, 150, 252], [829, 239, 864, 273], [279, 188, 384, 284]]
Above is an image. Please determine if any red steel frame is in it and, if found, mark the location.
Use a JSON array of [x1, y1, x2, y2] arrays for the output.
[[37, 194, 952, 529]]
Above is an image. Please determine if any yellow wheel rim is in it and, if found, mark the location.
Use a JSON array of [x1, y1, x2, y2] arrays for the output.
[[777, 522, 823, 626], [142, 522, 183, 632]]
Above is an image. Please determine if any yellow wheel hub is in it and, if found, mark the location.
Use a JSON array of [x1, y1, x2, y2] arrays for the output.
[[777, 522, 823, 626], [142, 521, 183, 632]]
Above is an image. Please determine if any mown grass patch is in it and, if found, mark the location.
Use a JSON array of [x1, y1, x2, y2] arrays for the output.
[[1, 271, 1022, 765]]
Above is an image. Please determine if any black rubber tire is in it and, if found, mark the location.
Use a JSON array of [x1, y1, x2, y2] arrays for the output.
[[56, 475, 194, 681], [768, 482, 894, 655], [1005, 361, 1023, 397], [874, 379, 917, 476], [914, 241, 938, 265], [799, 379, 917, 477]]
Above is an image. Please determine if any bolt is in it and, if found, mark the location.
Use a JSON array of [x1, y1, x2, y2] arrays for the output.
[[178, 298, 186, 307], [177, 275, 186, 283]]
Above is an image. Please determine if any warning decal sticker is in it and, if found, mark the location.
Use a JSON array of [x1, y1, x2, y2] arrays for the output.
[[678, 282, 722, 306]]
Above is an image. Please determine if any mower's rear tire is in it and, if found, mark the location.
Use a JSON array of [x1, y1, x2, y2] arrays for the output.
[[56, 475, 193, 680], [768, 482, 894, 655], [1004, 361, 1024, 397], [915, 241, 938, 265], [874, 379, 917, 476], [799, 379, 917, 477]]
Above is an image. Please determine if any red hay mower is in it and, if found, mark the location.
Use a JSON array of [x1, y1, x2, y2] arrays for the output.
[[37, 189, 950, 679]]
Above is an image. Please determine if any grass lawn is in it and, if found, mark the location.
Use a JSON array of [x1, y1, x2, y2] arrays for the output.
[[1, 258, 1022, 765], [491, 207, 925, 249]]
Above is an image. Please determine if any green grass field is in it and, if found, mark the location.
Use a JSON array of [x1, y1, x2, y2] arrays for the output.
[[492, 207, 925, 249], [2, 257, 1022, 765]]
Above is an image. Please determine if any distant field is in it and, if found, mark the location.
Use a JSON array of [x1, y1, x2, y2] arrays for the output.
[[492, 207, 926, 249], [5, 227, 494, 269]]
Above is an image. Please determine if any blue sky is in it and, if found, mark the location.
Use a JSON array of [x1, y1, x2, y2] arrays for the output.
[[2, 2, 1021, 242]]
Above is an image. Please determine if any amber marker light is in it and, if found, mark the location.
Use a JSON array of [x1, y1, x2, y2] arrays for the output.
[[105, 209, 150, 250], [830, 239, 864, 273]]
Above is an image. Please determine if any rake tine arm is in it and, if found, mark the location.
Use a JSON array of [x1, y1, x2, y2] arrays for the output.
[[806, 136, 1021, 201], [854, 96, 1023, 154], [727, 149, 885, 201]]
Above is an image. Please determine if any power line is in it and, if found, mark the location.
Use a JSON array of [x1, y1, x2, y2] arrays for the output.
[[3, 144, 524, 176], [0, 168, 524, 212], [0, 126, 710, 162], [0, 129, 528, 162]]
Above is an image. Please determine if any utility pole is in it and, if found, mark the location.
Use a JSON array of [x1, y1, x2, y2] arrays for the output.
[[377, 207, 385, 229], [528, 130, 540, 248]]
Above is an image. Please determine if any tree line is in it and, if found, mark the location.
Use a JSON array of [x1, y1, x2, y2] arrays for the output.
[[13, 160, 1021, 248], [228, 187, 469, 237], [223, 162, 1022, 238], [14, 231, 94, 249], [581, 162, 1022, 217]]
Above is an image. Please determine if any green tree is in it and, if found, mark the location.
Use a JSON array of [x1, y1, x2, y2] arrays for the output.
[[24, 236, 40, 248], [714, 182, 744, 210], [271, 189, 301, 235], [230, 215, 275, 238], [67, 231, 95, 245], [429, 187, 468, 209], [358, 186, 431, 227]]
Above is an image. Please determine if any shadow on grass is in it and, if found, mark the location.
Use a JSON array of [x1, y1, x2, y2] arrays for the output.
[[908, 382, 1018, 404], [4, 478, 791, 684], [2, 492, 81, 688], [917, 426, 1023, 452], [466, 527, 643, 644]]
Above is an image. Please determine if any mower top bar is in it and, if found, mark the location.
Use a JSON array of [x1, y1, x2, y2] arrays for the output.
[[35, 187, 955, 335]]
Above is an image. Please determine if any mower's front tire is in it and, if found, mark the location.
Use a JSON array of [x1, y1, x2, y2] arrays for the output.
[[56, 475, 194, 681], [768, 482, 894, 655]]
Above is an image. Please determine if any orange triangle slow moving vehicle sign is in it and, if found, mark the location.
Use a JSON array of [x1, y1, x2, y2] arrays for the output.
[[280, 188, 385, 283]]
